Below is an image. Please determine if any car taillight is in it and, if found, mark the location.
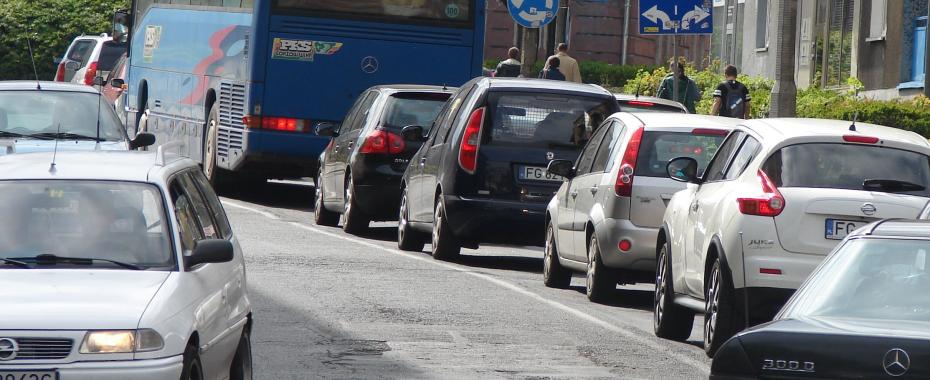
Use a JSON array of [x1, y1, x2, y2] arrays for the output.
[[458, 107, 485, 174], [55, 62, 66, 82], [359, 129, 405, 154], [842, 135, 879, 144], [737, 170, 785, 217], [242, 116, 312, 132], [83, 62, 98, 86], [615, 126, 644, 197]]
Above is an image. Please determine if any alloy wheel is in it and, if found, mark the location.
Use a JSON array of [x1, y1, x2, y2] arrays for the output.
[[654, 250, 667, 329], [705, 264, 721, 346]]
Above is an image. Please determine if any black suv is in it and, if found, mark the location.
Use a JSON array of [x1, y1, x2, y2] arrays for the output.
[[397, 78, 620, 259], [315, 85, 454, 233]]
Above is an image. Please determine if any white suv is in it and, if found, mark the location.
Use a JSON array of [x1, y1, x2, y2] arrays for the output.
[[655, 118, 930, 356], [55, 34, 127, 87]]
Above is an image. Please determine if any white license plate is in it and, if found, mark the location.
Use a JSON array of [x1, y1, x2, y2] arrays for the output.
[[825, 219, 860, 240], [519, 165, 565, 182], [0, 371, 58, 380]]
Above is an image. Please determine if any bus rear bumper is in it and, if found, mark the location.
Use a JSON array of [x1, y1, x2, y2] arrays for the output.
[[222, 130, 330, 178]]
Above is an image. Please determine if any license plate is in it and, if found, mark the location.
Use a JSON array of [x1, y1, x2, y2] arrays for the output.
[[825, 219, 860, 240], [0, 371, 58, 380], [519, 165, 565, 182]]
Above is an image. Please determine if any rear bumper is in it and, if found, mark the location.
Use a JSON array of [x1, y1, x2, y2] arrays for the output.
[[734, 287, 796, 325], [0, 356, 183, 380], [229, 130, 329, 177], [596, 218, 659, 273], [443, 195, 547, 246]]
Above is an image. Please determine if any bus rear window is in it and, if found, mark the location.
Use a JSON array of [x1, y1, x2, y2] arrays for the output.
[[273, 0, 473, 26]]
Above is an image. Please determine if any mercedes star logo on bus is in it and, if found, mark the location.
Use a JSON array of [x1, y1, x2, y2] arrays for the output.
[[0, 338, 18, 361], [883, 348, 910, 377], [361, 56, 379, 74]]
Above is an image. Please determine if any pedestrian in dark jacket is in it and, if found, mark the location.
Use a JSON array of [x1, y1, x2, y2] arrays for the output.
[[712, 65, 751, 119], [495, 47, 522, 78], [657, 61, 701, 113], [538, 56, 566, 81]]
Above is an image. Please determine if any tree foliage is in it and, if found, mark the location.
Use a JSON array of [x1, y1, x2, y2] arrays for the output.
[[0, 0, 129, 80]]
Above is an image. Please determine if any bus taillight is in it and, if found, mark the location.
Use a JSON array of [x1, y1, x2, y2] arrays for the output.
[[242, 116, 313, 133]]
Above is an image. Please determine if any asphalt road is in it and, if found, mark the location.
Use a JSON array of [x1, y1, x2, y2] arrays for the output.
[[219, 180, 711, 379]]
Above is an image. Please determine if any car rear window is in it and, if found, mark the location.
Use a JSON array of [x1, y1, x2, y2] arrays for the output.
[[66, 40, 97, 66], [97, 42, 128, 72], [619, 100, 685, 113], [634, 131, 727, 177], [381, 92, 451, 133], [485, 92, 617, 149], [762, 143, 930, 197]]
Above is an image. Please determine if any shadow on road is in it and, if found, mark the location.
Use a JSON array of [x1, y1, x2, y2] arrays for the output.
[[219, 179, 315, 212], [453, 254, 543, 274], [570, 286, 654, 312], [351, 226, 399, 243]]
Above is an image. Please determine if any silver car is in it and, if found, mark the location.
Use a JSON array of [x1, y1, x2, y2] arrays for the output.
[[543, 112, 736, 302]]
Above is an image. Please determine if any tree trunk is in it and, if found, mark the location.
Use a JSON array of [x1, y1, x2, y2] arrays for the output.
[[770, 0, 798, 117]]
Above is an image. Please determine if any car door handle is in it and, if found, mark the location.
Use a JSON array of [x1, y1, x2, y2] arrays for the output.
[[570, 190, 578, 198], [690, 202, 699, 212], [589, 186, 598, 195]]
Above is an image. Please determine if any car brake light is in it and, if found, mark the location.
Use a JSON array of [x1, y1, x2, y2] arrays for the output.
[[83, 62, 98, 86], [842, 135, 879, 144], [459, 107, 485, 174], [737, 170, 785, 217], [55, 62, 66, 82], [359, 128, 405, 154], [615, 126, 644, 197], [242, 116, 312, 132], [760, 268, 782, 275], [625, 100, 654, 107], [691, 128, 729, 136]]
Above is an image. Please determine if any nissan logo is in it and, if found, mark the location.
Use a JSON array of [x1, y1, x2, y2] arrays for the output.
[[883, 348, 910, 377], [861, 203, 877, 216], [0, 338, 18, 361]]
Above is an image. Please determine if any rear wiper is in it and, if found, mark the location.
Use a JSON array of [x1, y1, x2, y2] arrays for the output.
[[0, 258, 30, 268], [863, 179, 926, 193], [10, 254, 143, 270], [30, 132, 103, 141]]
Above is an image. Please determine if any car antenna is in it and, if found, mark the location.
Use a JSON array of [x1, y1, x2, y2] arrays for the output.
[[849, 88, 860, 132], [49, 123, 61, 174], [25, 34, 42, 90]]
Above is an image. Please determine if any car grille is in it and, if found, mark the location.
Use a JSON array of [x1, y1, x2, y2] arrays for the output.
[[12, 338, 74, 360]]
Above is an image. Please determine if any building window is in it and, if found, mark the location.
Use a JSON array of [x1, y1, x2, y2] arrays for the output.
[[813, 0, 854, 87], [868, 0, 887, 40], [755, 0, 769, 49]]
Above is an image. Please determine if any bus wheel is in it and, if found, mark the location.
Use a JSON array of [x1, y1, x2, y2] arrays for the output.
[[204, 103, 222, 185]]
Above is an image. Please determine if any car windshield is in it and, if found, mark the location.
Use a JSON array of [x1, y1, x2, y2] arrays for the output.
[[486, 92, 616, 149], [785, 238, 930, 323], [762, 143, 930, 197], [634, 131, 727, 177], [0, 181, 173, 269], [381, 92, 451, 133], [0, 91, 126, 141]]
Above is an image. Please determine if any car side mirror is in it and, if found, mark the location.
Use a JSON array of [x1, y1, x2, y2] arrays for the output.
[[667, 157, 700, 183], [185, 239, 234, 269], [65, 61, 81, 71], [401, 125, 427, 142], [547, 159, 575, 180], [130, 132, 156, 149], [316, 122, 339, 137], [110, 78, 125, 88]]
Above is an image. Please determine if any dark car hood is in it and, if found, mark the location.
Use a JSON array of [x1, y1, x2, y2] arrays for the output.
[[713, 317, 930, 379]]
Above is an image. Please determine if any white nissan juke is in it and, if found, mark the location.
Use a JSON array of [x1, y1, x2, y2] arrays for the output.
[[654, 118, 930, 356]]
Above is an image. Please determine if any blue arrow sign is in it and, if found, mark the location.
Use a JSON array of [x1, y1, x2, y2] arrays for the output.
[[639, 0, 713, 35], [508, 0, 560, 28]]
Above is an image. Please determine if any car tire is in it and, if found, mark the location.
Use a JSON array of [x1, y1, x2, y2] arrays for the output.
[[397, 188, 427, 252], [543, 224, 572, 289], [314, 167, 339, 227], [654, 243, 695, 341], [586, 236, 616, 303], [229, 328, 253, 380], [431, 199, 460, 261], [203, 103, 224, 185], [341, 175, 369, 234], [180, 343, 204, 380], [704, 257, 741, 357]]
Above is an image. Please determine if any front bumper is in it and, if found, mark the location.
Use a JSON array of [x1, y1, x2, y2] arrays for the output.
[[0, 355, 183, 380], [596, 218, 659, 273], [443, 195, 547, 246]]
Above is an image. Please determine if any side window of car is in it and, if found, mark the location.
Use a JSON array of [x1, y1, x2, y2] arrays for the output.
[[338, 91, 372, 134], [431, 84, 474, 146], [724, 136, 762, 180], [169, 180, 205, 253], [604, 120, 628, 173], [348, 92, 378, 132], [703, 131, 745, 182], [189, 170, 232, 239], [591, 123, 618, 173], [575, 122, 612, 176], [177, 173, 220, 239]]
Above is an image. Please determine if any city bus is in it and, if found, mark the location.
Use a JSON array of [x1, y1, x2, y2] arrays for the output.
[[119, 0, 485, 183]]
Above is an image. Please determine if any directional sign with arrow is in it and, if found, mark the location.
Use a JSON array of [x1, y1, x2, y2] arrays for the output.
[[639, 0, 713, 35]]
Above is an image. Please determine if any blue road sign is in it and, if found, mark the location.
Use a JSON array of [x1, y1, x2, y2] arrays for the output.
[[508, 0, 560, 28], [639, 0, 713, 35]]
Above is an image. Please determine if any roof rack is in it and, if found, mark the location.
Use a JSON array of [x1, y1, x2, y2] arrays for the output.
[[154, 141, 187, 166]]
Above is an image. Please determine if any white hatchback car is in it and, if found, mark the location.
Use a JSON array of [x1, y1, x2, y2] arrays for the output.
[[55, 34, 127, 87], [0, 150, 251, 380], [655, 118, 930, 356]]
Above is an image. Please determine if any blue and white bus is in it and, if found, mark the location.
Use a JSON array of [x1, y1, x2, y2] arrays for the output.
[[121, 0, 485, 182]]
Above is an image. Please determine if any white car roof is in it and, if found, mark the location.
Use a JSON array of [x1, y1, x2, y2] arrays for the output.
[[616, 112, 740, 130], [0, 151, 192, 182], [741, 118, 930, 149]]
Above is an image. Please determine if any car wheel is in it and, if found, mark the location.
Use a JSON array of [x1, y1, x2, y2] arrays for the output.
[[397, 188, 426, 252], [229, 328, 253, 380], [704, 257, 740, 357], [180, 343, 204, 380], [586, 236, 616, 303], [543, 224, 572, 289], [314, 167, 339, 227], [203, 103, 223, 185], [431, 199, 460, 260], [654, 243, 695, 341], [341, 175, 369, 234]]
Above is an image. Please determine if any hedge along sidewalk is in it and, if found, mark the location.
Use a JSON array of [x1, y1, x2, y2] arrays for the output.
[[484, 59, 656, 88]]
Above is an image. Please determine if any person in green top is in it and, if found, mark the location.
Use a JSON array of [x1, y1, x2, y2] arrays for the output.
[[656, 61, 702, 113]]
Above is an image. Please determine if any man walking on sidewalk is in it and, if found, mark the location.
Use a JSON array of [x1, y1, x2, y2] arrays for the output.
[[495, 47, 522, 78], [712, 65, 752, 119], [547, 43, 582, 83]]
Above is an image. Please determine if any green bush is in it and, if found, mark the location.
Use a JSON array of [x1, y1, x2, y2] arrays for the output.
[[797, 88, 930, 137], [484, 58, 655, 88], [0, 0, 129, 80]]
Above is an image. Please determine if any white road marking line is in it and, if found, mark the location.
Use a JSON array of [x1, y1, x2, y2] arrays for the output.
[[222, 199, 710, 373]]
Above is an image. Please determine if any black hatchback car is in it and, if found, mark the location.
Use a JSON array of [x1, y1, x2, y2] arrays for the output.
[[396, 78, 620, 259], [314, 85, 454, 233]]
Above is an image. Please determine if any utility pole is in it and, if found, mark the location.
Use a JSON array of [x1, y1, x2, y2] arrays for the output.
[[770, 0, 798, 117], [521, 27, 540, 77]]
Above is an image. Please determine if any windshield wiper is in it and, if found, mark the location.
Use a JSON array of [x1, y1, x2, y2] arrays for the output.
[[29, 132, 103, 141], [9, 254, 143, 270], [0, 258, 30, 268], [863, 179, 926, 193]]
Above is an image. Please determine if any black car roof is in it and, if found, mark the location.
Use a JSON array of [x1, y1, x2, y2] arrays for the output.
[[0, 81, 101, 94], [371, 84, 456, 94], [483, 78, 612, 97], [863, 219, 930, 239]]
